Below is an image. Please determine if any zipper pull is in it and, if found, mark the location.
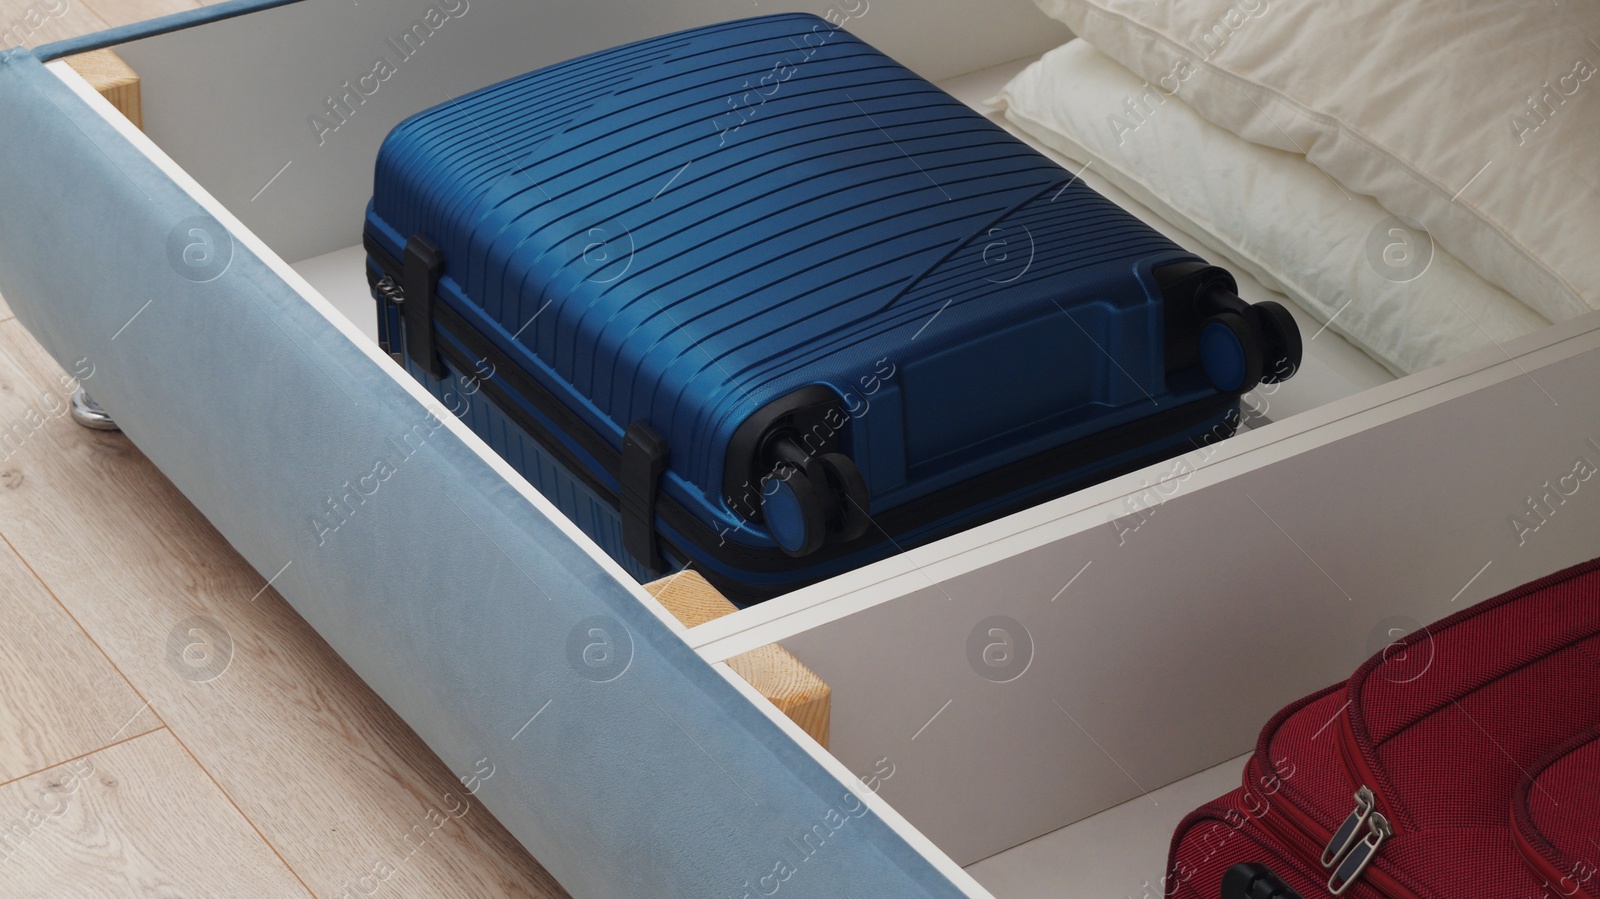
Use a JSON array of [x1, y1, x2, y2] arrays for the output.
[[1321, 786, 1375, 869], [1327, 812, 1392, 896], [375, 275, 406, 307], [373, 275, 407, 363]]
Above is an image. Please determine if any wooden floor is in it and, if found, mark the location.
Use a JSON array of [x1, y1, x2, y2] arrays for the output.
[[0, 2, 568, 896]]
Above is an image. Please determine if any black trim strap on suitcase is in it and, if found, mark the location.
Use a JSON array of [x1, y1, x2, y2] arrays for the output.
[[620, 423, 670, 573], [403, 235, 446, 380], [374, 235, 676, 579], [365, 235, 1239, 599], [1222, 863, 1306, 899]]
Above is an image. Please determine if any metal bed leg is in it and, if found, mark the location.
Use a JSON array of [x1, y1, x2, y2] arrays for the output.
[[70, 387, 119, 431]]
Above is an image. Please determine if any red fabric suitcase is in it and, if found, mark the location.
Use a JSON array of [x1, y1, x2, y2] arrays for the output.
[[1514, 725, 1600, 899], [1166, 557, 1600, 899]]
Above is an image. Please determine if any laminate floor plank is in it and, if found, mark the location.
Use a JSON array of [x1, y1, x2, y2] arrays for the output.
[[77, 0, 195, 29], [0, 534, 158, 785], [0, 322, 566, 896], [0, 0, 108, 48], [0, 728, 310, 897], [0, 4, 568, 894]]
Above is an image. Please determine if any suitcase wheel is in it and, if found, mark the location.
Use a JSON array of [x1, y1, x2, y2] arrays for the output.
[[762, 463, 827, 557], [1164, 262, 1302, 396], [1200, 311, 1265, 394], [1251, 301, 1302, 384], [759, 442, 872, 557], [817, 453, 872, 542], [1220, 862, 1305, 899]]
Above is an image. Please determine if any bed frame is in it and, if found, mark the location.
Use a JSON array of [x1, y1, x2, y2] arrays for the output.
[[2, 2, 1596, 895]]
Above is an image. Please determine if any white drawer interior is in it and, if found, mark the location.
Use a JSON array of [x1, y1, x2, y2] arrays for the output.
[[133, 133, 1600, 899], [685, 312, 1600, 882], [99, 6, 1600, 893]]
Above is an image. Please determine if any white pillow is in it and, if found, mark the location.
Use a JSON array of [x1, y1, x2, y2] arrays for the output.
[[991, 40, 1550, 375], [1029, 0, 1600, 324]]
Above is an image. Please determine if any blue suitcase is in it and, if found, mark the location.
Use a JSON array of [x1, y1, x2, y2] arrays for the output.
[[363, 13, 1300, 603]]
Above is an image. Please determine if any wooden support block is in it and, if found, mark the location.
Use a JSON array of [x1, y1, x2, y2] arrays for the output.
[[645, 571, 832, 749], [646, 569, 751, 628], [724, 642, 833, 751], [64, 48, 140, 129]]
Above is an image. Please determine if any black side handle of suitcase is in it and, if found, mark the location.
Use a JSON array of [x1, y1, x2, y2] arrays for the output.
[[1222, 863, 1305, 899]]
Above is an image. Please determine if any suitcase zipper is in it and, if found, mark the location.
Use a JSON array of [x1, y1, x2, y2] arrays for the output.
[[1336, 712, 1402, 829], [1245, 735, 1420, 898], [374, 274, 404, 307], [1319, 785, 1376, 869], [1316, 710, 1407, 896], [1325, 810, 1392, 896], [373, 274, 406, 363]]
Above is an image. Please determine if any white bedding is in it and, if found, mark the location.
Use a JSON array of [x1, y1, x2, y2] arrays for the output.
[[990, 41, 1550, 376], [1029, 0, 1600, 324]]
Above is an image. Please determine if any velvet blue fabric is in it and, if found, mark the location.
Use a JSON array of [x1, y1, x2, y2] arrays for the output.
[[0, 49, 972, 898]]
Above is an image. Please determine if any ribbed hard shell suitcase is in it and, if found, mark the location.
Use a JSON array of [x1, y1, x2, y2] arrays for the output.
[[363, 13, 1300, 602], [1167, 556, 1600, 899]]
